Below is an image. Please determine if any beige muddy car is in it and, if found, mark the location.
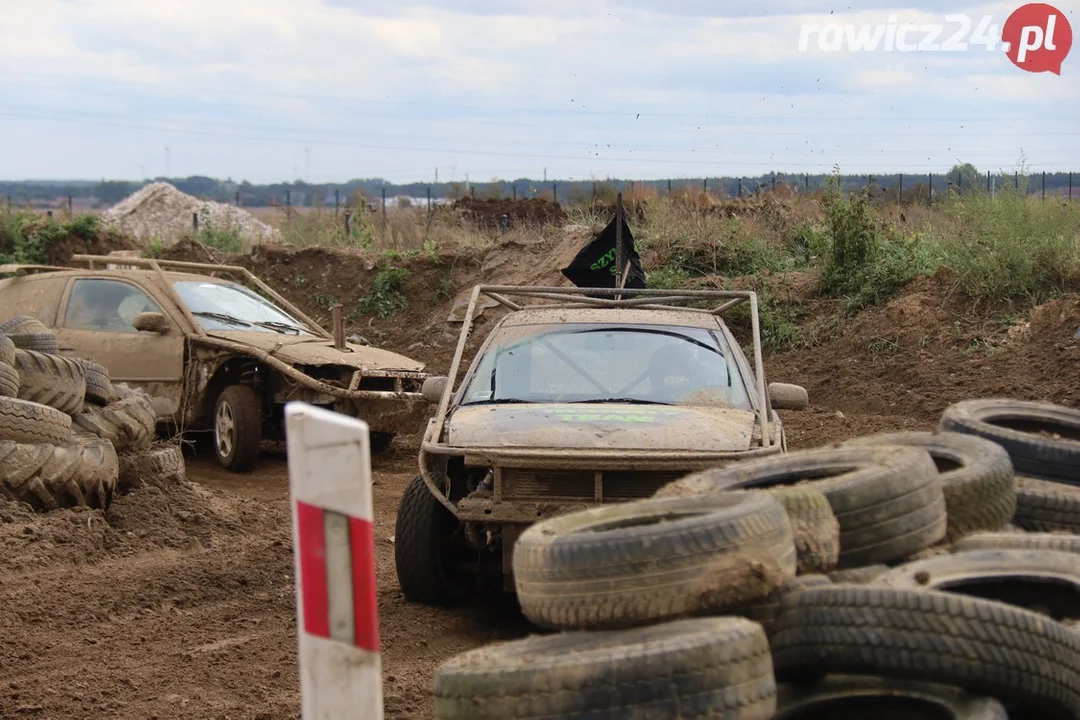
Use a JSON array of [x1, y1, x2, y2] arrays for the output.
[[0, 254, 429, 471], [396, 284, 809, 605]]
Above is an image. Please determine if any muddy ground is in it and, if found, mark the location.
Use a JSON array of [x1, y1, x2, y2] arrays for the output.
[[2, 236, 1079, 718]]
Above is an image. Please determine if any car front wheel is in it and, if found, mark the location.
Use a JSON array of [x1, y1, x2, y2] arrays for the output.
[[394, 475, 474, 606], [214, 385, 262, 472]]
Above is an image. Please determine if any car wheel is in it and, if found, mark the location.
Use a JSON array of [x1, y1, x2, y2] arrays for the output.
[[214, 385, 262, 472], [394, 475, 474, 606]]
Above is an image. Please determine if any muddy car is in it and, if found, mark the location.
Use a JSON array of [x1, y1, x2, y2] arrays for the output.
[[0, 254, 429, 471], [395, 284, 809, 605]]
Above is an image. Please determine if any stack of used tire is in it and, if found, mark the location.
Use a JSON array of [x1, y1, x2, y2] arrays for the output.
[[432, 397, 1080, 719], [0, 315, 184, 511]]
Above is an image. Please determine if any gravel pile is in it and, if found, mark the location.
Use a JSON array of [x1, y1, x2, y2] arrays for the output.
[[101, 182, 278, 247]]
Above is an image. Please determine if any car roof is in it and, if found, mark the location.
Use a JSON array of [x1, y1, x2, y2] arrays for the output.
[[498, 307, 724, 330], [0, 268, 238, 286]]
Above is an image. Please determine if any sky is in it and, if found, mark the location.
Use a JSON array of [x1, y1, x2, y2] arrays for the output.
[[2, 0, 1079, 184]]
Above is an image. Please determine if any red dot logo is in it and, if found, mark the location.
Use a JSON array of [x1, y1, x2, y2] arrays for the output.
[[1003, 3, 1073, 74]]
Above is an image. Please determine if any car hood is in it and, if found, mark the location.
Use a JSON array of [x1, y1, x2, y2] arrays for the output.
[[203, 331, 425, 372], [446, 403, 756, 451]]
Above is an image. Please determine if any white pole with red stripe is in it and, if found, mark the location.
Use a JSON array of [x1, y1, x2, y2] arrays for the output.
[[285, 402, 382, 719]]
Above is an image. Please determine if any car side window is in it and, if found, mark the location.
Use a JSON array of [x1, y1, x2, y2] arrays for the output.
[[63, 279, 163, 333]]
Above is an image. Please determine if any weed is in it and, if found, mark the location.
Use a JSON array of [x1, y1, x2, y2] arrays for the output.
[[196, 204, 244, 253], [147, 237, 165, 258], [356, 266, 410, 318], [868, 337, 900, 354]]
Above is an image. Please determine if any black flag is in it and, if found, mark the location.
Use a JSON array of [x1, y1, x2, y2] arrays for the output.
[[560, 212, 647, 289]]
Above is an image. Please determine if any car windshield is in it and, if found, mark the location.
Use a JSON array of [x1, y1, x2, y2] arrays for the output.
[[172, 280, 313, 335], [460, 322, 752, 409]]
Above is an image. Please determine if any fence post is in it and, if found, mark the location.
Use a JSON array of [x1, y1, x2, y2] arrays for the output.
[[67, 195, 73, 216], [512, 185, 517, 201], [335, 189, 340, 216], [986, 170, 990, 193], [344, 210, 352, 237], [737, 178, 742, 197], [47, 210, 53, 220], [381, 188, 387, 237], [898, 174, 903, 204], [1015, 171, 1019, 191], [193, 212, 198, 233], [772, 174, 777, 192], [287, 189, 292, 208], [1042, 171, 1046, 200], [804, 175, 809, 194], [1070, 171, 1073, 200], [235, 190, 240, 207], [285, 402, 382, 720], [667, 179, 672, 194], [703, 178, 708, 194], [928, 173, 932, 207], [553, 183, 557, 203]]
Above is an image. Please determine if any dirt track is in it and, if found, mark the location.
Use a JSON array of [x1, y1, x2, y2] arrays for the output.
[[0, 408, 930, 720]]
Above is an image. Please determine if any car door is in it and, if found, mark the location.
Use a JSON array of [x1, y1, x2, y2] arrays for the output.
[[53, 276, 186, 417]]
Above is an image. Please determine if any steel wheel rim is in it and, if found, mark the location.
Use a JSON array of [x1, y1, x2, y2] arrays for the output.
[[215, 401, 235, 458]]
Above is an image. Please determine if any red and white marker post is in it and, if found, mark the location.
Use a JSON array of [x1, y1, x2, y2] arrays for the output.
[[285, 402, 383, 719]]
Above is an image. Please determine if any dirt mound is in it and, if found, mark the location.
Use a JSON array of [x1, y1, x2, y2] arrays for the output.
[[768, 280, 1080, 430], [453, 197, 566, 229], [101, 182, 278, 248]]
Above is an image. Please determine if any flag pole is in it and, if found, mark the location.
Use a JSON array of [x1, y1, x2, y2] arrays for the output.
[[615, 192, 624, 300]]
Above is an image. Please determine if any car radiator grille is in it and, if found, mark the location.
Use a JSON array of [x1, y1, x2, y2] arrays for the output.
[[500, 469, 686, 502]]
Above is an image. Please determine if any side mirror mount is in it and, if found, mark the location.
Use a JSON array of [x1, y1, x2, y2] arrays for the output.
[[422, 376, 448, 404], [133, 311, 169, 334], [769, 382, 808, 411]]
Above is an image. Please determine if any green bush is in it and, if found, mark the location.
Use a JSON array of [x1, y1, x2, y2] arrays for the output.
[[355, 266, 410, 318]]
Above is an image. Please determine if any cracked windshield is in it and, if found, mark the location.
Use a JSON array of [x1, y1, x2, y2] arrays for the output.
[[463, 323, 751, 408]]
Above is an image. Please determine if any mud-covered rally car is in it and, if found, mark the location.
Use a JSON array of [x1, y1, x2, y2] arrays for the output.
[[0, 254, 429, 471], [397, 284, 809, 605]]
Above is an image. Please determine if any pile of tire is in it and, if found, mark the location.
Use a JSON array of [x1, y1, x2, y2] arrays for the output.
[[433, 397, 1080, 719], [0, 315, 184, 511]]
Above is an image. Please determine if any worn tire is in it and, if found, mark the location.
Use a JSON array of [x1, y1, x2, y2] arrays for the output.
[[433, 617, 777, 720], [394, 475, 474, 606], [735, 574, 832, 641], [774, 675, 1008, 720], [0, 395, 72, 445], [940, 398, 1080, 484], [827, 564, 890, 584], [761, 486, 840, 574], [878, 549, 1080, 623], [72, 393, 156, 452], [0, 440, 91, 511], [0, 335, 14, 365], [13, 349, 87, 414], [843, 430, 1017, 541], [664, 446, 946, 568], [771, 585, 1080, 718], [0, 361, 18, 399], [955, 531, 1080, 555], [213, 385, 262, 472], [1013, 476, 1080, 533], [70, 433, 119, 510], [76, 359, 114, 406], [117, 442, 185, 492], [513, 492, 796, 630], [0, 315, 49, 335], [8, 333, 58, 354]]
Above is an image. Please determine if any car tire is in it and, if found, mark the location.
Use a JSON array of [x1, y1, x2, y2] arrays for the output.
[[370, 431, 394, 454], [761, 486, 840, 574], [76, 359, 115, 406], [735, 574, 832, 642], [0, 361, 18, 399], [826, 564, 889, 584], [842, 430, 1017, 542], [434, 616, 777, 720], [1013, 476, 1080, 533], [1, 316, 59, 355], [665, 446, 946, 568], [771, 585, 1080, 718], [877, 548, 1080, 623], [512, 492, 796, 630], [0, 395, 73, 445], [13, 349, 87, 415], [940, 398, 1080, 484], [0, 437, 113, 512], [118, 442, 186, 492], [775, 675, 1008, 720], [0, 335, 14, 365], [213, 385, 262, 472], [954, 530, 1080, 555], [72, 392, 156, 452], [394, 475, 474, 606]]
